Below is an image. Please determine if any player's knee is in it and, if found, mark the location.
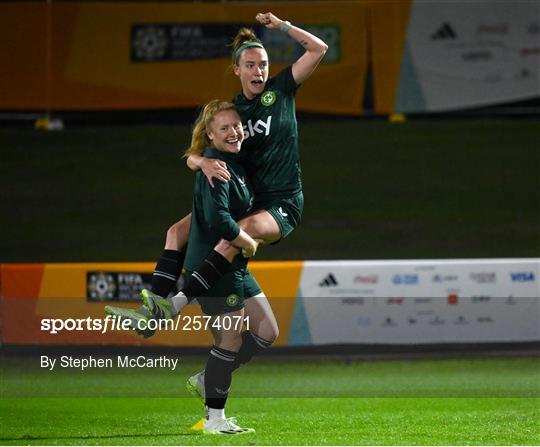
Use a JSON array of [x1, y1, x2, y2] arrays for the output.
[[267, 324, 279, 343], [256, 323, 279, 344], [177, 214, 191, 234], [165, 223, 180, 247], [166, 216, 190, 250]]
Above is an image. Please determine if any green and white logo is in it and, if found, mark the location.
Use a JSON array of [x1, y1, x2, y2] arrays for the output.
[[261, 91, 276, 106], [226, 294, 239, 307]]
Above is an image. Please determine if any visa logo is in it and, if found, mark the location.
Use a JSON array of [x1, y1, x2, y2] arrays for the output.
[[510, 272, 535, 282]]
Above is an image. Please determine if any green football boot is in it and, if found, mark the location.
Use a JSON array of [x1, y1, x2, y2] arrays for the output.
[[104, 305, 156, 338], [140, 289, 175, 321]]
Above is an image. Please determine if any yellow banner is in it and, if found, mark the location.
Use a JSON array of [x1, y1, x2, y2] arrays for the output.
[[0, 2, 367, 114]]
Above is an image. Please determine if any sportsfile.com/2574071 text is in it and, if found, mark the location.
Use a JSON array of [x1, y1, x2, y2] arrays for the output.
[[40, 315, 250, 334]]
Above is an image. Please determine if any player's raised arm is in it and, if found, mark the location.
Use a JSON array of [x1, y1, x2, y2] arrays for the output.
[[255, 12, 328, 84]]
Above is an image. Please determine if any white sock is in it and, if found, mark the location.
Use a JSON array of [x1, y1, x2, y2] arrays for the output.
[[206, 406, 226, 421], [168, 292, 188, 315]]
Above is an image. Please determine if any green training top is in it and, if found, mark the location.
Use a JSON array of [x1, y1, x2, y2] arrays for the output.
[[184, 147, 254, 272], [233, 66, 300, 202]]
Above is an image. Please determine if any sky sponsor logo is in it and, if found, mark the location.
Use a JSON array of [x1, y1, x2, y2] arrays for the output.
[[243, 116, 272, 139]]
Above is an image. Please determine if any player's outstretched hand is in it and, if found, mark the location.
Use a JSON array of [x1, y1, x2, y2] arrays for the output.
[[256, 12, 284, 30]]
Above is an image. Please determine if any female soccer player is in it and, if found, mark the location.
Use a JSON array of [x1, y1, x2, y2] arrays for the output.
[[106, 12, 326, 431], [144, 11, 328, 332], [109, 12, 326, 342], [176, 99, 258, 434]]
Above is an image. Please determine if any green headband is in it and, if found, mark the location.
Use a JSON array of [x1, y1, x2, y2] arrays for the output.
[[234, 42, 264, 62]]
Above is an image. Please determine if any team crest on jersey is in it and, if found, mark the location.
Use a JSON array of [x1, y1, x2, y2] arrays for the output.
[[226, 294, 239, 307], [261, 90, 276, 106]]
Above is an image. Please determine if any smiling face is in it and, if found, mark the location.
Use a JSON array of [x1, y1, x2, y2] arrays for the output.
[[234, 47, 269, 99], [206, 109, 244, 154]]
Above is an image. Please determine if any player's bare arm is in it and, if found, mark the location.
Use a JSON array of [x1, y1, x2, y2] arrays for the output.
[[255, 12, 328, 84]]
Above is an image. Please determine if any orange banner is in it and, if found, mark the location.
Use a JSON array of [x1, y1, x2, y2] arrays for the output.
[[0, 262, 303, 347], [0, 2, 367, 114]]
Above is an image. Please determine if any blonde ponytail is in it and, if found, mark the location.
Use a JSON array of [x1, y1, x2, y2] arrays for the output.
[[184, 100, 238, 157]]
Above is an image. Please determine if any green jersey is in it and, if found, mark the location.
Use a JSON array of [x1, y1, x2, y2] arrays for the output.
[[233, 66, 301, 202], [184, 147, 253, 272]]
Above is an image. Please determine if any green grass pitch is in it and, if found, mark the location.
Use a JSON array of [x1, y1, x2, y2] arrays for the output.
[[1, 355, 539, 445]]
